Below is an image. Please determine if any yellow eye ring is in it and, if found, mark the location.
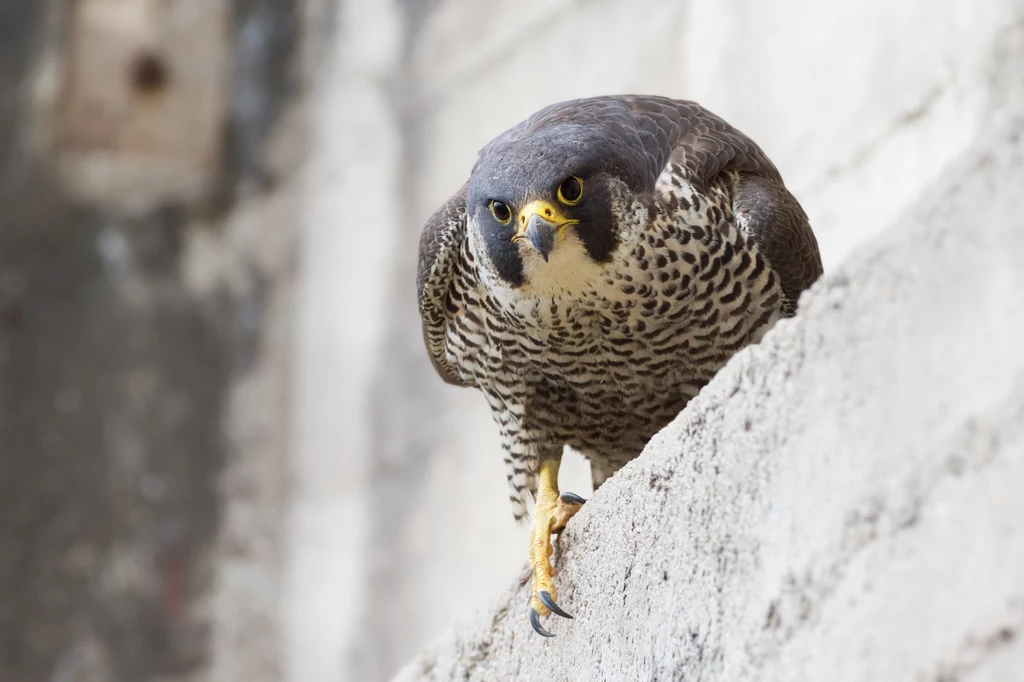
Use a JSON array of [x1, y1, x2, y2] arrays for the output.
[[557, 176, 584, 205], [490, 200, 512, 224]]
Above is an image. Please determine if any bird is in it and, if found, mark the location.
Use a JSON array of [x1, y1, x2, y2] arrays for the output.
[[416, 95, 823, 637]]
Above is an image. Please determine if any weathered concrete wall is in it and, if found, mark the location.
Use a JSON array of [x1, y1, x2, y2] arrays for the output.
[[5, 1, 1022, 681], [284, 2, 405, 682], [393, 27, 1024, 680]]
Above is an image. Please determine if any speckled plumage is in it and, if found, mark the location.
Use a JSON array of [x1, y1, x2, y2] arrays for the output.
[[418, 96, 822, 522]]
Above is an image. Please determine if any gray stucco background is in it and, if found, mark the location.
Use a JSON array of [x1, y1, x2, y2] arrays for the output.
[[0, 1, 299, 680], [1, 1, 1022, 681]]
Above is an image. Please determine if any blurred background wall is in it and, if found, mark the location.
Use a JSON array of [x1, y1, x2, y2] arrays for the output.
[[0, 1, 1021, 682], [1, 1, 302, 681]]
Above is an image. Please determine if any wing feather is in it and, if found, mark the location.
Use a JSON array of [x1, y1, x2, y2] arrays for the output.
[[617, 96, 823, 310], [416, 184, 471, 387]]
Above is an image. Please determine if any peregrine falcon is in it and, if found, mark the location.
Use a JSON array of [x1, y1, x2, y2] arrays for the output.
[[416, 95, 822, 636]]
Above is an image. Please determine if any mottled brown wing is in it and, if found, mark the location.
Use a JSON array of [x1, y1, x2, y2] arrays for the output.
[[619, 96, 823, 311], [733, 174, 824, 313], [416, 184, 471, 387], [620, 95, 786, 192]]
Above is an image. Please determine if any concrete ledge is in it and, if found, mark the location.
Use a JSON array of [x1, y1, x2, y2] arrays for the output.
[[393, 96, 1024, 681]]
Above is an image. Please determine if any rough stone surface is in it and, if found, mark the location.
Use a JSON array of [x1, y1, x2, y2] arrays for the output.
[[392, 43, 1024, 682]]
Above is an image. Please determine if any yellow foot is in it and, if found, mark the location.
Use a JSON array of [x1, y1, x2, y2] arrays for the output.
[[527, 459, 586, 637]]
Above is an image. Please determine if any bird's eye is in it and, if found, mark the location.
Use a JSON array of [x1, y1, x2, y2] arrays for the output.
[[557, 176, 584, 205], [490, 200, 512, 224]]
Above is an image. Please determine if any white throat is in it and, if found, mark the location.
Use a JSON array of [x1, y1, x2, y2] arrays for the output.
[[517, 230, 606, 299]]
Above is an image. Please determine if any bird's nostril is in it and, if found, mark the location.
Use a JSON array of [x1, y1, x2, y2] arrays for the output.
[[544, 209, 552, 217]]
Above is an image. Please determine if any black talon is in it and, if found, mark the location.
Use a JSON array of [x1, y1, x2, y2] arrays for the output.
[[539, 590, 573, 619], [560, 492, 586, 505], [530, 608, 555, 637]]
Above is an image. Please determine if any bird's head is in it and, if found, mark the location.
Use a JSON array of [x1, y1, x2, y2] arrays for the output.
[[466, 112, 651, 292]]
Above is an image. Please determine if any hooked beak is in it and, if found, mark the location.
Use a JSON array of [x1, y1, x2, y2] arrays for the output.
[[512, 200, 577, 262], [524, 214, 557, 262]]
